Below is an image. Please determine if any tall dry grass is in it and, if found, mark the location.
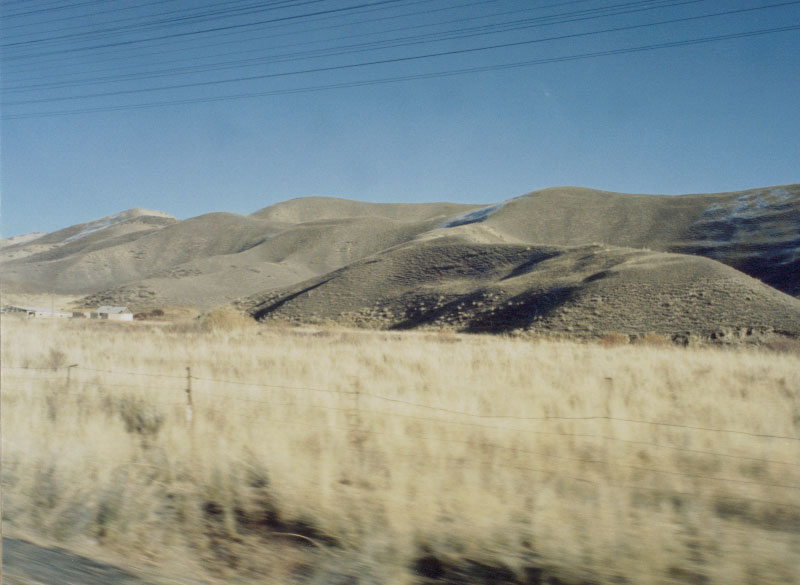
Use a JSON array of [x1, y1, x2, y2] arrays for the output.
[[2, 316, 799, 584]]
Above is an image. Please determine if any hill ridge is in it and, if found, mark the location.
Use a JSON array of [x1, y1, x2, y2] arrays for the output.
[[2, 184, 797, 340]]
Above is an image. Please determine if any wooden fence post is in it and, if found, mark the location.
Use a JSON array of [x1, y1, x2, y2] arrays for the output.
[[604, 375, 619, 547], [185, 366, 194, 425], [66, 364, 78, 385]]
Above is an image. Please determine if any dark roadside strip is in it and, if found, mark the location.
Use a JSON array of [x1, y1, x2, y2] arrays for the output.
[[2, 538, 154, 585]]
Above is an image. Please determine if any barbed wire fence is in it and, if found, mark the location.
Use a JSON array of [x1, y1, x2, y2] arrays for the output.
[[3, 362, 800, 516]]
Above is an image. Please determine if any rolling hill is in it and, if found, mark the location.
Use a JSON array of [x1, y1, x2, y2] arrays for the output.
[[239, 236, 800, 341], [2, 185, 798, 340]]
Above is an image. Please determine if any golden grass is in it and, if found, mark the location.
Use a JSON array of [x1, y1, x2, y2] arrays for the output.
[[2, 316, 799, 584]]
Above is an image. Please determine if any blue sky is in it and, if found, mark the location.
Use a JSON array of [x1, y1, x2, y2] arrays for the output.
[[2, 0, 799, 236]]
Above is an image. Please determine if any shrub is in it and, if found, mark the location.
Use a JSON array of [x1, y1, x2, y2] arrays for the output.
[[637, 332, 672, 346], [118, 396, 164, 437], [764, 337, 800, 354], [45, 348, 67, 369], [199, 306, 255, 332], [599, 332, 629, 347]]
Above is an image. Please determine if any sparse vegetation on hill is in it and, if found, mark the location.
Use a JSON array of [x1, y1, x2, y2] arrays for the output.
[[3, 318, 799, 584], [1, 184, 798, 321], [241, 239, 800, 342]]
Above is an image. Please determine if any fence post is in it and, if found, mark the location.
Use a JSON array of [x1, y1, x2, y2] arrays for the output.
[[604, 376, 619, 547], [185, 366, 194, 425], [604, 376, 614, 455], [66, 364, 78, 385], [348, 381, 367, 479], [352, 385, 363, 446]]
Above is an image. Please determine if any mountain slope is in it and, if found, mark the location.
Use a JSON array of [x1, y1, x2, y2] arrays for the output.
[[240, 237, 800, 340], [77, 214, 443, 309], [2, 185, 798, 335], [448, 184, 800, 295], [0, 209, 176, 264]]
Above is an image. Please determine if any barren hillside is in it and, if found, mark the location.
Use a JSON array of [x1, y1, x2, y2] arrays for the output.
[[2, 185, 798, 338], [472, 185, 800, 296], [240, 236, 800, 341]]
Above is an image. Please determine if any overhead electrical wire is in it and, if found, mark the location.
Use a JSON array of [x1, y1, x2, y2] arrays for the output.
[[2, 0, 205, 31], [1, 0, 295, 33], [1, 0, 504, 75], [4, 23, 798, 120], [2, 0, 155, 19], [2, 0, 521, 82], [4, 0, 714, 92], [5, 1, 797, 106], [3, 0, 798, 120], [2, 0, 333, 46], [1, 0, 515, 51], [1, 0, 412, 59]]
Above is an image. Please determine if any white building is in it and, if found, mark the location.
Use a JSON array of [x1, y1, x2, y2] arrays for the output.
[[91, 306, 134, 321]]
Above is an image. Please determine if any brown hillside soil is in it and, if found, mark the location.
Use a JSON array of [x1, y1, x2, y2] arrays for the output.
[[240, 239, 800, 343], [2, 185, 797, 314]]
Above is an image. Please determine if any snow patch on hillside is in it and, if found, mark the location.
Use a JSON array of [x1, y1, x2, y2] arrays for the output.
[[441, 202, 507, 228], [700, 188, 796, 222], [64, 208, 174, 243], [692, 187, 799, 265]]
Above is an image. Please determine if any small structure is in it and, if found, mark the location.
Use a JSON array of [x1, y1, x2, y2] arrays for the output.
[[91, 306, 134, 321], [2, 305, 71, 318]]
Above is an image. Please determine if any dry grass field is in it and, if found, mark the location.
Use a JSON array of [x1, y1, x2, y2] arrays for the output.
[[2, 314, 799, 584]]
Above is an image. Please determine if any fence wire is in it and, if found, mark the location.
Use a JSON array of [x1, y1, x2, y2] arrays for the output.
[[3, 363, 800, 511]]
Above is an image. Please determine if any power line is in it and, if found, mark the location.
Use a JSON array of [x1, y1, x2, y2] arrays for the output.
[[0, 0, 577, 79], [0, 0, 519, 80], [2, 0, 147, 19], [1, 0, 199, 31], [1, 0, 301, 34], [2, 0, 502, 79], [4, 0, 710, 93], [5, 24, 798, 119], [1, 0, 412, 58], [5, 4, 798, 109], [2, 0, 332, 46]]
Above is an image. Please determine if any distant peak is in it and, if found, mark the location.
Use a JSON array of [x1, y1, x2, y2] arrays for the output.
[[0, 232, 45, 245], [62, 208, 176, 243], [108, 208, 176, 221]]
